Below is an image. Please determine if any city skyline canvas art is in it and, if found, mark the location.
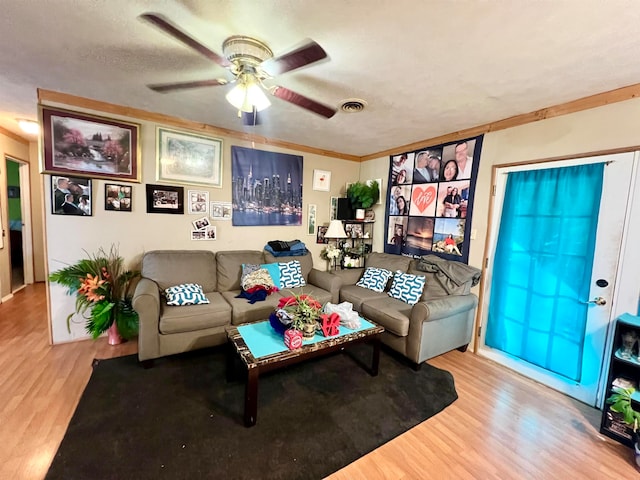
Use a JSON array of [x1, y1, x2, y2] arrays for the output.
[[231, 146, 303, 226]]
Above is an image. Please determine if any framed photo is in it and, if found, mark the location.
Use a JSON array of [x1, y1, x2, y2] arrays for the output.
[[211, 201, 232, 220], [188, 190, 209, 214], [192, 216, 210, 230], [105, 183, 132, 212], [51, 175, 92, 216], [345, 222, 363, 238], [7, 186, 20, 198], [308, 204, 317, 235], [41, 106, 140, 182], [191, 226, 216, 240], [313, 170, 331, 191], [157, 127, 223, 188], [317, 225, 328, 244], [330, 196, 338, 221], [146, 184, 184, 214]]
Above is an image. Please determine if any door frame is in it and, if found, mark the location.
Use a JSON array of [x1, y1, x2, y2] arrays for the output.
[[474, 147, 640, 407], [5, 155, 34, 290]]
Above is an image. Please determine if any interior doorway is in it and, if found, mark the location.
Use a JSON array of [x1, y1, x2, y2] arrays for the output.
[[5, 156, 33, 292], [477, 151, 637, 407]]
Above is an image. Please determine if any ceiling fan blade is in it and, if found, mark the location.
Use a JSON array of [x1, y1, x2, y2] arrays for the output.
[[148, 78, 228, 93], [271, 86, 336, 118], [260, 39, 328, 76], [140, 13, 232, 68]]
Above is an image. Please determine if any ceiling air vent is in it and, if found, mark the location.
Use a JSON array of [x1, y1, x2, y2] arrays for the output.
[[340, 98, 367, 113]]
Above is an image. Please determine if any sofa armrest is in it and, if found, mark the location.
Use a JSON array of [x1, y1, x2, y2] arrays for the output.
[[330, 268, 363, 286], [410, 294, 478, 325], [308, 268, 343, 303], [132, 277, 161, 361]]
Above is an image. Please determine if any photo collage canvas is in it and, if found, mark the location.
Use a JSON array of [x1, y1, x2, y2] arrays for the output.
[[383, 135, 483, 263]]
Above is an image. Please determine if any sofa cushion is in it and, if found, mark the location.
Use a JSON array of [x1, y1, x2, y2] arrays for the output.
[[221, 290, 283, 325], [283, 285, 332, 306], [165, 283, 210, 306], [142, 250, 217, 292], [388, 271, 426, 305], [361, 297, 412, 337], [340, 284, 388, 311], [365, 252, 412, 273], [217, 250, 264, 292], [356, 267, 393, 292], [278, 260, 306, 288], [159, 292, 231, 334]]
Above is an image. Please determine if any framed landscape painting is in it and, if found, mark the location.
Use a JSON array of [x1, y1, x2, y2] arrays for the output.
[[157, 127, 223, 188], [40, 106, 140, 182]]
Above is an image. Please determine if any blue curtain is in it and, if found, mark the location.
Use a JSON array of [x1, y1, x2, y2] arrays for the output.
[[486, 163, 604, 381]]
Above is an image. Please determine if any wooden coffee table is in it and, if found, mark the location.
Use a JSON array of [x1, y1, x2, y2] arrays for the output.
[[226, 318, 384, 427]]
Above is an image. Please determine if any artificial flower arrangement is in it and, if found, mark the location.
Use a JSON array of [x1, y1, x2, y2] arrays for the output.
[[49, 245, 140, 339], [270, 292, 322, 333], [320, 244, 342, 262]]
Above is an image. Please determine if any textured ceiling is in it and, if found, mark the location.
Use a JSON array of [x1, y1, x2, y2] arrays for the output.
[[1, 1, 640, 157]]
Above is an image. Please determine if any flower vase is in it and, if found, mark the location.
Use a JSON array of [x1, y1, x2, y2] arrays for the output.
[[107, 321, 122, 345]]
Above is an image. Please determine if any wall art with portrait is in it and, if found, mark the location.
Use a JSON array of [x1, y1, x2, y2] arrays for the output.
[[51, 175, 92, 216], [231, 146, 303, 226], [383, 135, 484, 263]]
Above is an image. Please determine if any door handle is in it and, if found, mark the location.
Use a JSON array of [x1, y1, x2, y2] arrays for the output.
[[581, 297, 607, 306]]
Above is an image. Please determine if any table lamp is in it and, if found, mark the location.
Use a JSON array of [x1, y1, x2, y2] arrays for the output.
[[324, 220, 348, 270]]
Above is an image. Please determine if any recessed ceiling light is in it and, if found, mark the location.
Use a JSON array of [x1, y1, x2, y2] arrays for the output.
[[17, 119, 40, 135]]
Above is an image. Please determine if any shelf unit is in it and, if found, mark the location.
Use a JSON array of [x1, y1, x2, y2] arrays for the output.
[[600, 313, 640, 447], [340, 220, 374, 269]]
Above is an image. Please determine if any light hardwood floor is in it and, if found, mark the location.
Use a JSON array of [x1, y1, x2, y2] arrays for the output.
[[1, 283, 637, 479]]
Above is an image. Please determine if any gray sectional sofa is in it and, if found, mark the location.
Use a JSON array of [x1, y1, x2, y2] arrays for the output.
[[332, 252, 481, 369], [132, 249, 340, 363]]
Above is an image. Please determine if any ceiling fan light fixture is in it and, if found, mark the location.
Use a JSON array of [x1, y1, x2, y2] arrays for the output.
[[225, 77, 271, 113]]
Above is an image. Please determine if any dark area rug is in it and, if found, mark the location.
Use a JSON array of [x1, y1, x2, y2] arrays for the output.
[[46, 344, 457, 480]]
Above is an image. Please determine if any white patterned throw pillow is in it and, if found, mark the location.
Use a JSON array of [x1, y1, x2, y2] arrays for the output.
[[165, 283, 210, 306], [356, 267, 393, 292], [388, 271, 426, 305], [278, 260, 306, 288]]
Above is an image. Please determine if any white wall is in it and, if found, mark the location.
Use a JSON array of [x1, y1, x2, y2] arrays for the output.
[[44, 101, 361, 343]]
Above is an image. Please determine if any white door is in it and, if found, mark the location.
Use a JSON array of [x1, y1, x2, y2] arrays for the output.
[[478, 151, 636, 406]]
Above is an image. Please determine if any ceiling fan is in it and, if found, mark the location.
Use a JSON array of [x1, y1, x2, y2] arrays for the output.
[[140, 13, 337, 125]]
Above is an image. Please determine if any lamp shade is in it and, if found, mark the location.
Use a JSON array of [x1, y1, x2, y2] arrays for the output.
[[325, 220, 348, 239], [225, 77, 271, 113]]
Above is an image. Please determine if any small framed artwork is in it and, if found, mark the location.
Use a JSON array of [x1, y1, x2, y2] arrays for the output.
[[51, 175, 92, 216], [188, 190, 209, 214], [105, 183, 132, 212], [313, 170, 331, 191], [308, 204, 317, 235], [146, 184, 184, 214], [41, 106, 140, 182], [330, 196, 338, 221], [157, 127, 223, 188], [345, 222, 363, 238], [210, 201, 232, 220], [191, 226, 216, 240], [192, 216, 210, 230], [317, 225, 328, 244], [7, 186, 20, 198]]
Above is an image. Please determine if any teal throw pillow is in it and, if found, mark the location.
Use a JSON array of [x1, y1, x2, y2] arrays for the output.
[[165, 283, 210, 306], [278, 260, 306, 288], [388, 271, 426, 305], [356, 267, 393, 292]]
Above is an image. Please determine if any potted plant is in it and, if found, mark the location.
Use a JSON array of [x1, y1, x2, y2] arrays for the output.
[[347, 181, 380, 219], [49, 245, 140, 344], [271, 292, 323, 342], [606, 386, 640, 468]]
